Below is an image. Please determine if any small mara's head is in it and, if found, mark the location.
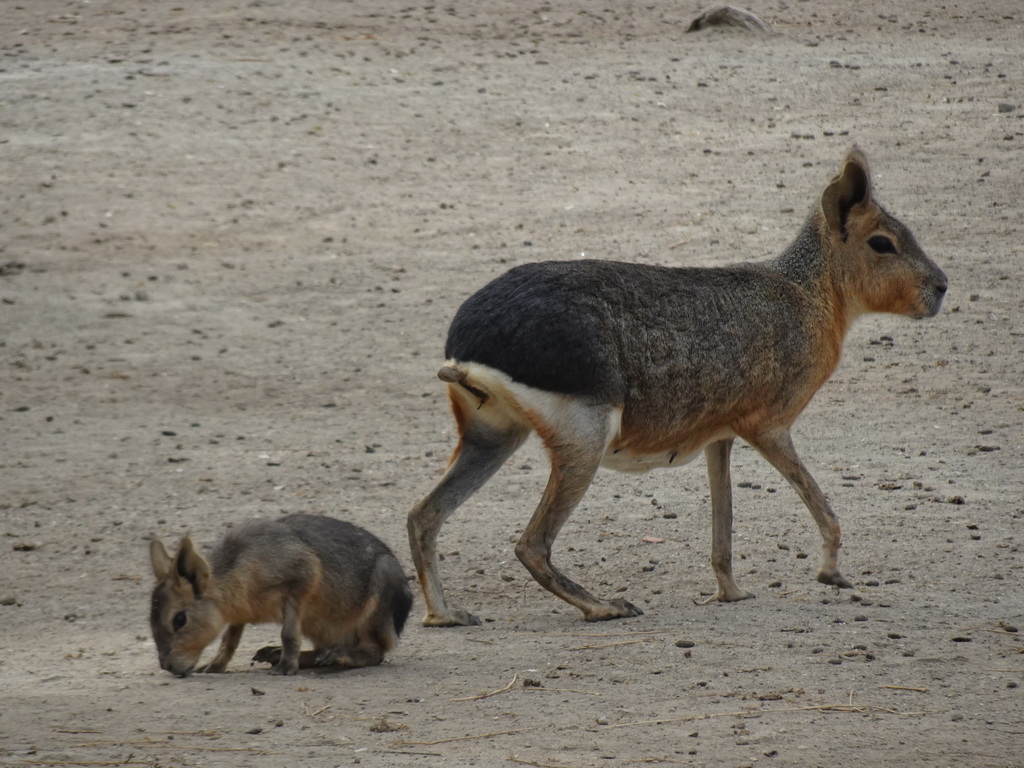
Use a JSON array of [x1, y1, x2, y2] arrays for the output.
[[149, 536, 223, 676]]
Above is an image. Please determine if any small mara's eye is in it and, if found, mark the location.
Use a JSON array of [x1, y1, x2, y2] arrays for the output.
[[868, 235, 897, 255], [172, 611, 187, 631]]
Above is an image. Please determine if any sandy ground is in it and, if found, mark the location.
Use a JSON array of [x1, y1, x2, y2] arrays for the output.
[[2, 1, 1022, 766]]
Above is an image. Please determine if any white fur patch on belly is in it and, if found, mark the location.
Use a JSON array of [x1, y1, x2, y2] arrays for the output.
[[599, 446, 703, 472], [446, 361, 736, 473]]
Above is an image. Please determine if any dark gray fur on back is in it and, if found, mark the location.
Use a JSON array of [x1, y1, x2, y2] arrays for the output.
[[445, 240, 818, 408], [211, 514, 401, 600]]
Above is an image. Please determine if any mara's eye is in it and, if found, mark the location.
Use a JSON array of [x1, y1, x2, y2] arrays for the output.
[[172, 611, 187, 631], [868, 235, 897, 255]]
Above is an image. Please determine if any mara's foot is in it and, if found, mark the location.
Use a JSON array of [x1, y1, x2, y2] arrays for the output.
[[817, 570, 854, 589], [582, 598, 644, 622], [422, 607, 482, 627], [252, 645, 282, 665], [696, 586, 755, 605]]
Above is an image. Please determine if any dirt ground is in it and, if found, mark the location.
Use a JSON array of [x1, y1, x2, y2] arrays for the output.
[[2, 1, 1022, 766]]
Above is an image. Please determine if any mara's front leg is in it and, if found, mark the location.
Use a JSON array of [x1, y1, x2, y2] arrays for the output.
[[196, 624, 244, 673], [700, 438, 755, 604], [749, 428, 853, 590]]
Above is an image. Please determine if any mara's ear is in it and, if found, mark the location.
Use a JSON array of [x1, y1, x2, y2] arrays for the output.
[[173, 535, 211, 597], [150, 539, 174, 580], [820, 148, 872, 238]]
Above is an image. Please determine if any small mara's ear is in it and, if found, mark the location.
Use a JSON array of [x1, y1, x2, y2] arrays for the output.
[[150, 539, 174, 580], [173, 535, 211, 597], [820, 147, 872, 237]]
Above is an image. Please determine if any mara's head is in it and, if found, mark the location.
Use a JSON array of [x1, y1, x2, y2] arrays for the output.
[[819, 148, 947, 321], [149, 536, 224, 677]]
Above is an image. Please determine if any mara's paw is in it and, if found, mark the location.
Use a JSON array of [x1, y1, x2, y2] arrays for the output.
[[817, 570, 854, 589], [252, 646, 283, 666], [194, 663, 228, 674], [268, 660, 298, 676], [697, 587, 755, 605], [422, 608, 482, 627], [583, 598, 644, 622], [314, 646, 342, 667]]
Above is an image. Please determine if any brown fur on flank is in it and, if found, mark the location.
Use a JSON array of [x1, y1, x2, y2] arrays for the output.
[[149, 514, 412, 676], [407, 148, 947, 626]]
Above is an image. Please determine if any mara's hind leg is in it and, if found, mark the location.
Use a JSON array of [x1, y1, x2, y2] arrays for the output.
[[312, 642, 384, 669], [314, 559, 412, 667], [748, 428, 853, 589], [515, 403, 642, 622], [257, 642, 386, 670], [267, 596, 302, 675], [252, 645, 320, 669], [700, 438, 755, 604], [408, 409, 529, 627]]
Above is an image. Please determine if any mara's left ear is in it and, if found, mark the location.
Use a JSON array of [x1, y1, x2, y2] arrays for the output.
[[820, 147, 873, 238], [173, 535, 211, 598]]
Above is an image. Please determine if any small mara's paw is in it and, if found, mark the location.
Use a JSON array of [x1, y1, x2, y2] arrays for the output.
[[252, 646, 283, 665], [422, 608, 482, 627], [817, 570, 854, 589], [583, 598, 644, 622], [268, 660, 298, 676], [314, 647, 340, 667]]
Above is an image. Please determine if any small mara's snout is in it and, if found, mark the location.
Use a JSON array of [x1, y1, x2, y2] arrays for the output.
[[921, 265, 948, 318], [159, 654, 195, 677]]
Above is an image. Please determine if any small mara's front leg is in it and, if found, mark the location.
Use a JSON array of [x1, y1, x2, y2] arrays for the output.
[[700, 438, 755, 604], [197, 624, 244, 673], [748, 428, 853, 589]]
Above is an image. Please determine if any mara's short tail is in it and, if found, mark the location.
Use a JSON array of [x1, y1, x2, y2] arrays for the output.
[[438, 362, 489, 404], [437, 362, 463, 384], [391, 579, 414, 638]]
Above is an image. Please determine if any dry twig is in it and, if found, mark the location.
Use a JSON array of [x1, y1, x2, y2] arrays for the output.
[[881, 685, 929, 693], [303, 702, 333, 717], [537, 630, 666, 638], [602, 702, 934, 729], [379, 750, 444, 757], [568, 639, 646, 651], [399, 727, 533, 746], [453, 674, 519, 701], [508, 757, 573, 768]]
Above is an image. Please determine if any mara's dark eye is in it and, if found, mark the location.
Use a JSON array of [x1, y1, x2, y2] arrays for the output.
[[868, 235, 897, 254], [172, 611, 187, 631]]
